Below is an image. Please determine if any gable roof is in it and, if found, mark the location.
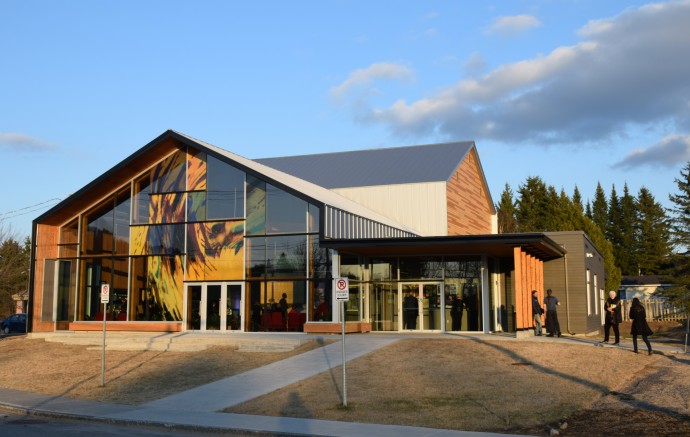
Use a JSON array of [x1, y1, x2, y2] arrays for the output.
[[34, 130, 420, 236], [256, 141, 476, 189]]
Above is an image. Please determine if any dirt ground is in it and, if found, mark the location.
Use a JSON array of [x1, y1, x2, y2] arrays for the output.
[[1, 323, 689, 436], [0, 336, 323, 405]]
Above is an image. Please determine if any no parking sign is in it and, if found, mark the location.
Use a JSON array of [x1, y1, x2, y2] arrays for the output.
[[335, 277, 349, 301], [100, 283, 110, 303]]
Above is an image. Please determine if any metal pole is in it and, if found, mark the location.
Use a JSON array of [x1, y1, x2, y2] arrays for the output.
[[341, 300, 347, 407], [683, 312, 690, 353], [101, 302, 106, 386]]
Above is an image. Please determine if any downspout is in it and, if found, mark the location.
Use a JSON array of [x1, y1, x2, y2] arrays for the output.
[[563, 249, 572, 335]]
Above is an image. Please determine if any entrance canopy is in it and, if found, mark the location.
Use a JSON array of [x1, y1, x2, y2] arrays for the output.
[[320, 232, 566, 260]]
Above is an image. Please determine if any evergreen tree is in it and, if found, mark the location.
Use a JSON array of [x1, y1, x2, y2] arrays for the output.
[[617, 184, 637, 275], [668, 162, 690, 252], [658, 162, 690, 309], [572, 186, 584, 215], [605, 185, 622, 273], [496, 183, 518, 233], [0, 232, 31, 316], [634, 187, 672, 275], [516, 176, 550, 231], [591, 183, 608, 232], [559, 188, 580, 231], [546, 186, 565, 230], [576, 214, 622, 292]]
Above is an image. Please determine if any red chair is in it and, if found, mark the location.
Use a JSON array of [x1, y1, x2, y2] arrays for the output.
[[117, 312, 127, 321], [287, 312, 302, 331], [269, 312, 284, 331]]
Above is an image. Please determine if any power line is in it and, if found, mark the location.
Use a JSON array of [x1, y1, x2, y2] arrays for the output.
[[0, 198, 62, 220]]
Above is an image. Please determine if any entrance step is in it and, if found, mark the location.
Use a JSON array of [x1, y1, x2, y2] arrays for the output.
[[28, 332, 311, 353]]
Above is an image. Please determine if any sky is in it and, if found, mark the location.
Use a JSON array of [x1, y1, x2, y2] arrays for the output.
[[2, 0, 690, 238]]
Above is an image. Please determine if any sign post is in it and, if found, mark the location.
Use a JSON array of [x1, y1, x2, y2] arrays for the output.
[[100, 283, 110, 387], [335, 277, 349, 407]]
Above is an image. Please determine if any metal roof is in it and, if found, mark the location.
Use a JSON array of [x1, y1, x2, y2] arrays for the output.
[[256, 141, 475, 188], [172, 131, 421, 235]]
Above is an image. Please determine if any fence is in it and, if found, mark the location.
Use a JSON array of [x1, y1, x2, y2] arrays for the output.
[[620, 299, 687, 322]]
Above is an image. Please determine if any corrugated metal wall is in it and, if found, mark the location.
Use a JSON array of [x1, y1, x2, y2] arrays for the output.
[[323, 206, 417, 239]]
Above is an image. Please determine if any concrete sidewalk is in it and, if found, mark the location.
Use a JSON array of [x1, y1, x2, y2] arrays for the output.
[[0, 333, 531, 436]]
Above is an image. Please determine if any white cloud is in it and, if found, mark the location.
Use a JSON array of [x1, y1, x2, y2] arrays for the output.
[[614, 135, 690, 169], [0, 133, 56, 152], [329, 63, 414, 102], [343, 0, 690, 168], [485, 14, 541, 36]]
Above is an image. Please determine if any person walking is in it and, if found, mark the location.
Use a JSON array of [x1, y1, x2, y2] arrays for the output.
[[531, 290, 543, 336], [602, 290, 622, 345], [543, 289, 562, 337], [629, 297, 654, 355]]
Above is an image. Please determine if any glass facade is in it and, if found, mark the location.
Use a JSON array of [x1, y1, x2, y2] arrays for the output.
[[48, 144, 328, 332], [339, 254, 487, 332]]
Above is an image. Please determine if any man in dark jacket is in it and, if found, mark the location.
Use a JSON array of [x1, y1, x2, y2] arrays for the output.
[[602, 290, 622, 344], [543, 289, 561, 337], [531, 290, 543, 336]]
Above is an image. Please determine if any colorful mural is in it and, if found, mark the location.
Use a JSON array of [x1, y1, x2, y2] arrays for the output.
[[151, 149, 186, 193], [246, 175, 266, 235], [187, 221, 244, 281], [187, 148, 207, 191]]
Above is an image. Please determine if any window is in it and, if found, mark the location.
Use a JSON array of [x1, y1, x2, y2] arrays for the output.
[[206, 155, 245, 219], [266, 184, 307, 234], [586, 269, 592, 316], [151, 150, 186, 194]]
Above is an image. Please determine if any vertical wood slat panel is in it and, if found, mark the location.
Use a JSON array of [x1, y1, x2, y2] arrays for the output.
[[33, 224, 59, 332], [514, 247, 524, 329]]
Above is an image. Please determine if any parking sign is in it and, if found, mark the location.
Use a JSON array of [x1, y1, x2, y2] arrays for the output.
[[101, 283, 110, 303], [335, 277, 349, 301]]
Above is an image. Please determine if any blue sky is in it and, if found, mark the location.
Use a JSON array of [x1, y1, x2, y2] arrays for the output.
[[2, 0, 690, 238]]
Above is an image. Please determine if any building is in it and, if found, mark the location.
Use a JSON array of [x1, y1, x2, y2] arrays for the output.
[[618, 275, 673, 301], [28, 130, 605, 335]]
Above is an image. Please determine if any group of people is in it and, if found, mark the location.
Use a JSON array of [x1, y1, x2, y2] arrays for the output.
[[531, 289, 654, 355], [601, 290, 653, 355], [531, 289, 562, 337]]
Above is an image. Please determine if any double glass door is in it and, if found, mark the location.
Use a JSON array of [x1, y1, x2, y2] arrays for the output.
[[400, 282, 442, 331], [186, 282, 243, 331]]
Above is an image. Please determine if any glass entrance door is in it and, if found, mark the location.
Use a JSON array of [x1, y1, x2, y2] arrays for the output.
[[371, 283, 398, 331], [400, 282, 443, 331], [186, 282, 244, 331]]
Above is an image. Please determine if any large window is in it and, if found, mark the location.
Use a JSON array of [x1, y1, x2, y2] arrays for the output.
[[83, 201, 114, 255], [266, 183, 307, 233], [151, 150, 186, 193], [207, 155, 245, 219], [59, 219, 79, 258], [246, 235, 307, 279], [114, 189, 131, 255]]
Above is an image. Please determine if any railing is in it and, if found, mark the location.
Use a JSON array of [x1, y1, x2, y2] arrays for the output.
[[620, 299, 687, 322]]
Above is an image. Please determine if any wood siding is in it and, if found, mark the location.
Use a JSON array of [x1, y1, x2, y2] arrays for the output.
[[514, 247, 545, 330], [32, 224, 59, 333], [446, 149, 493, 235], [333, 182, 447, 236], [37, 137, 185, 227]]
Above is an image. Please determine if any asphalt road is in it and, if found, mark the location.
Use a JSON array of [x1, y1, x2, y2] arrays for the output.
[[0, 412, 248, 437]]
